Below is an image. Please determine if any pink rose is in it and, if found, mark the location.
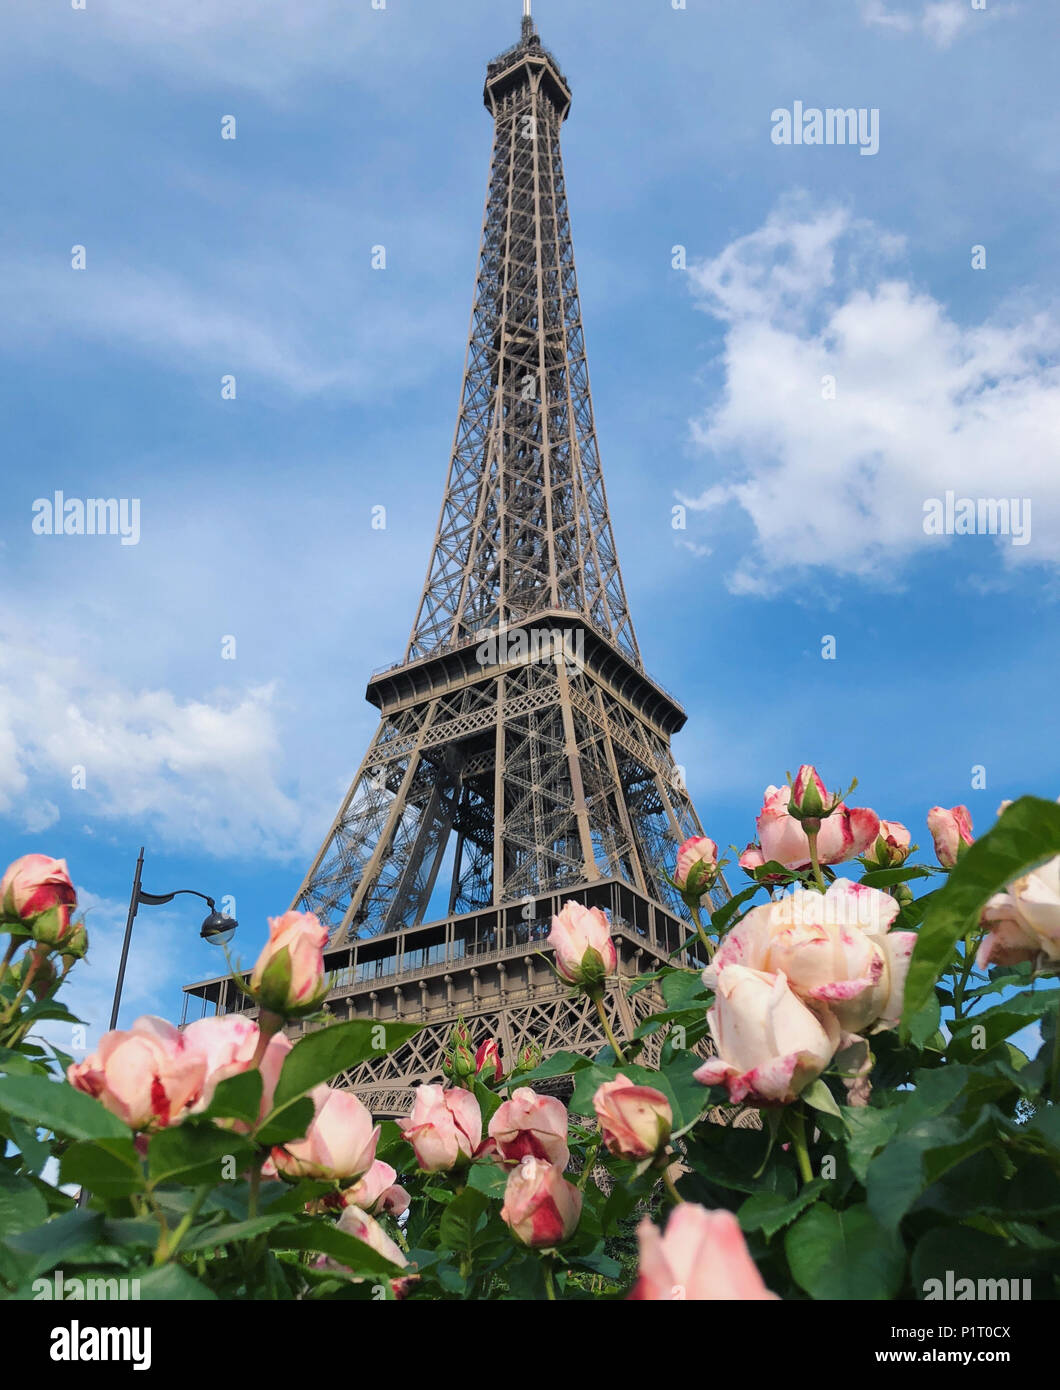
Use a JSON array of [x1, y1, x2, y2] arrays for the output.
[[927, 805, 974, 869], [706, 881, 916, 1036], [592, 1075, 672, 1160], [977, 822, 1060, 970], [399, 1084, 482, 1171], [488, 1087, 570, 1168], [271, 1085, 379, 1181], [753, 784, 880, 871], [500, 1156, 582, 1249], [674, 837, 719, 904], [475, 1038, 503, 1084], [336, 1204, 408, 1270], [67, 1015, 206, 1131], [1, 855, 77, 942], [629, 1204, 778, 1300], [869, 820, 912, 868], [340, 1160, 410, 1217], [249, 910, 329, 1016], [547, 901, 617, 987], [693, 964, 840, 1104], [181, 1016, 291, 1128]]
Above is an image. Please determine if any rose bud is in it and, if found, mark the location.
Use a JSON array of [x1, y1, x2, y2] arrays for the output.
[[340, 1160, 411, 1217], [516, 1042, 543, 1074], [67, 1015, 206, 1131], [398, 1084, 482, 1172], [488, 1087, 570, 1167], [927, 805, 974, 869], [335, 1204, 409, 1270], [547, 901, 617, 988], [249, 909, 329, 1017], [629, 1204, 778, 1301], [59, 920, 89, 964], [754, 784, 879, 872], [500, 1156, 582, 1249], [788, 764, 830, 820], [674, 836, 719, 906], [271, 1084, 379, 1182], [329, 1206, 418, 1299], [0, 855, 77, 936], [592, 1075, 672, 1160], [866, 820, 912, 869], [693, 964, 840, 1105], [475, 1038, 503, 1084]]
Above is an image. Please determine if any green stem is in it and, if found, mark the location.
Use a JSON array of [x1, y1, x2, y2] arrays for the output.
[[248, 1162, 263, 1220], [789, 1108, 813, 1185], [155, 1183, 211, 1265], [691, 906, 715, 960], [805, 828, 826, 893], [591, 990, 627, 1064], [662, 1167, 685, 1205], [0, 936, 19, 993], [577, 1136, 602, 1191], [542, 1259, 556, 1301]]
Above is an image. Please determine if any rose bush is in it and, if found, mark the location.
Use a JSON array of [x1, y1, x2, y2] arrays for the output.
[[1, 775, 1058, 1302]]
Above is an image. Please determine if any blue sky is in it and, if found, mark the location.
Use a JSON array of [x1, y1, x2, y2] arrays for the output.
[[1, 0, 1057, 1042]]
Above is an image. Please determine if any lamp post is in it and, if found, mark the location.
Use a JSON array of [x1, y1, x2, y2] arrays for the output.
[[108, 847, 237, 1031]]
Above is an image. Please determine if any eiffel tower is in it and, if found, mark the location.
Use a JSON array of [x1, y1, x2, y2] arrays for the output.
[[183, 4, 724, 1114]]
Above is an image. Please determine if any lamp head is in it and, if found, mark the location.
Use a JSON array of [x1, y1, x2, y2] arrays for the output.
[[200, 910, 237, 946]]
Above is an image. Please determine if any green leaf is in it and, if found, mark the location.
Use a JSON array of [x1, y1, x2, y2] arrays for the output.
[[2, 1208, 104, 1277], [8, 1117, 50, 1175], [858, 865, 933, 888], [785, 1202, 904, 1300], [512, 1050, 593, 1085], [801, 1079, 843, 1120], [866, 1112, 998, 1231], [198, 1069, 263, 1125], [903, 796, 1060, 1033], [710, 884, 763, 934], [178, 1214, 289, 1253], [439, 1186, 490, 1257], [254, 1096, 315, 1148], [467, 1160, 508, 1199], [148, 1126, 255, 1189], [842, 1106, 900, 1185], [259, 1019, 422, 1139], [660, 969, 711, 1009], [274, 1216, 407, 1277], [0, 1075, 130, 1142], [0, 1165, 48, 1241], [739, 1180, 826, 1240], [134, 1264, 218, 1300], [60, 1138, 145, 1198]]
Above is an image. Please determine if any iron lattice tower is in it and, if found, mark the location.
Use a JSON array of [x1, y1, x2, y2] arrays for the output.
[[185, 9, 724, 1114]]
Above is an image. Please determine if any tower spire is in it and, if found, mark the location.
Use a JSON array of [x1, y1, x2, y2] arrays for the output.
[[522, 0, 534, 40]]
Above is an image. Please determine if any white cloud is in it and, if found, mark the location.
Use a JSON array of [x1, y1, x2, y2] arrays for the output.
[[682, 197, 1060, 593], [861, 1, 1011, 48], [0, 617, 306, 860]]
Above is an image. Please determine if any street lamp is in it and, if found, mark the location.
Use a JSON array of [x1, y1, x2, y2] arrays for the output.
[[109, 847, 237, 1031]]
